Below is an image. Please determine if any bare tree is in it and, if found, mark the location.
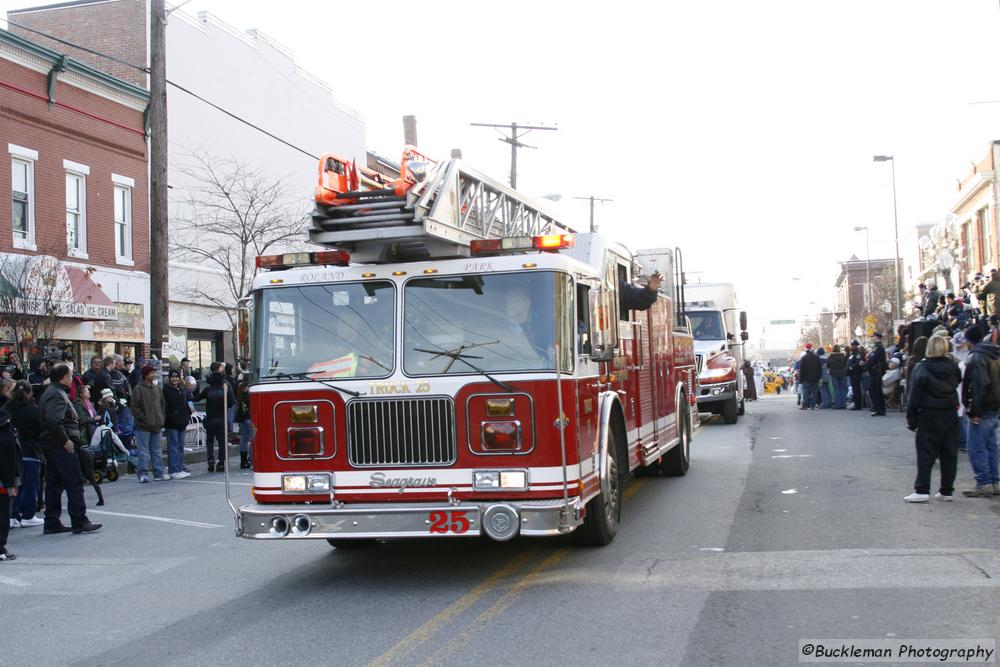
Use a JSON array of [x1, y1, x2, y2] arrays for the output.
[[0, 251, 69, 362], [170, 150, 310, 361], [799, 324, 820, 349]]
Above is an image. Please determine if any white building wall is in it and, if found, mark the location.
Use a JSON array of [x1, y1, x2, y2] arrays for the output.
[[164, 9, 366, 356]]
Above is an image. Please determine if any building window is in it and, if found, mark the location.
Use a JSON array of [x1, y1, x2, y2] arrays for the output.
[[10, 144, 38, 250], [65, 168, 88, 258], [113, 184, 132, 263]]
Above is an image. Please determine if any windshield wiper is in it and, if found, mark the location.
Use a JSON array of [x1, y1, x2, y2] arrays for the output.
[[266, 370, 363, 397], [412, 342, 514, 392]]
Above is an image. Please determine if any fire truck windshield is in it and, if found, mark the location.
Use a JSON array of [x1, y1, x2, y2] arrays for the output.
[[404, 272, 572, 375], [254, 281, 395, 380]]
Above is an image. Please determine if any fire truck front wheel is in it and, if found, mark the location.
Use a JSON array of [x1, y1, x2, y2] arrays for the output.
[[327, 539, 379, 549], [578, 426, 623, 546]]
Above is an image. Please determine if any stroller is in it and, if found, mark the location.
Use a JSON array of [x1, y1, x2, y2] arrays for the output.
[[85, 423, 131, 483]]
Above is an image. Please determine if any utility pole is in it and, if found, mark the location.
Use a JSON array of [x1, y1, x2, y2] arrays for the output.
[[149, 0, 169, 358], [470, 122, 556, 189], [572, 195, 613, 232]]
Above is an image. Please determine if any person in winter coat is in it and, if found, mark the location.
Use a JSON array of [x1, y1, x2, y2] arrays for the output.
[[8, 381, 42, 528], [0, 379, 21, 559], [130, 364, 167, 483], [827, 345, 848, 409], [39, 364, 100, 534], [163, 370, 192, 479], [864, 333, 888, 416], [798, 344, 822, 410], [195, 362, 235, 472], [959, 325, 1000, 497], [235, 374, 253, 469], [904, 335, 962, 502], [619, 272, 662, 312], [922, 282, 941, 318], [904, 336, 928, 406], [846, 341, 865, 410], [73, 384, 100, 445], [741, 361, 757, 401], [816, 348, 832, 408], [979, 270, 1000, 318]]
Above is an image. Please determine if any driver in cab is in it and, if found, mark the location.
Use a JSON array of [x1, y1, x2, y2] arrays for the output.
[[505, 286, 555, 365]]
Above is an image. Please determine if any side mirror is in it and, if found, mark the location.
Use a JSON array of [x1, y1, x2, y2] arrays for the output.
[[739, 311, 748, 332], [741, 331, 749, 342], [236, 296, 253, 375], [588, 288, 617, 361]]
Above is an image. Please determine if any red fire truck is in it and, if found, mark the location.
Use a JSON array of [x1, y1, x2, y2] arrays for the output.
[[225, 149, 697, 546]]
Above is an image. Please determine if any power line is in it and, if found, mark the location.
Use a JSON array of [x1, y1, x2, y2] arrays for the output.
[[470, 121, 557, 189], [3, 18, 319, 160]]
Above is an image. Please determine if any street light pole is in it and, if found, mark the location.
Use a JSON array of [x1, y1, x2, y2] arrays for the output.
[[874, 155, 902, 322], [854, 226, 872, 317]]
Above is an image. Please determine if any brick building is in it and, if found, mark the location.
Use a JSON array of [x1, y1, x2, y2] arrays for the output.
[[0, 27, 150, 365], [9, 0, 367, 375], [833, 256, 896, 343]]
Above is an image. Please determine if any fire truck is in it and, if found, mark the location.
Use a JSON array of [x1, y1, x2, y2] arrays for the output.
[[224, 148, 698, 546]]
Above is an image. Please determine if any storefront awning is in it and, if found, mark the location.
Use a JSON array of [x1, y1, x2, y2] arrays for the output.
[[0, 254, 118, 321]]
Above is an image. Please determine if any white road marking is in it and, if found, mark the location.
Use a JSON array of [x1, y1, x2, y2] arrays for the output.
[[698, 547, 724, 552], [782, 488, 798, 495], [181, 479, 253, 487], [0, 574, 29, 587], [772, 449, 787, 452], [771, 454, 814, 459], [87, 510, 224, 529]]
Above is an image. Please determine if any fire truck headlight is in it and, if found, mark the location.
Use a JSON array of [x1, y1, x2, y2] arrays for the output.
[[307, 474, 331, 492], [499, 471, 526, 489], [473, 470, 527, 491], [282, 474, 307, 492], [473, 471, 500, 490]]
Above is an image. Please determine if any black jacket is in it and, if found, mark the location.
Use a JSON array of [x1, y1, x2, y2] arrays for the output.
[[962, 341, 1000, 417], [619, 281, 658, 312], [798, 350, 822, 383], [0, 399, 21, 491], [163, 383, 192, 430], [863, 343, 887, 376], [8, 398, 42, 460], [39, 382, 81, 448], [195, 372, 235, 421], [846, 350, 864, 377], [27, 370, 48, 402], [827, 352, 847, 378], [906, 357, 961, 429], [922, 287, 941, 317]]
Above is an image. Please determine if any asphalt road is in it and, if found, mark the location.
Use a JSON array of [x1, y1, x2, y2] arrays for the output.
[[2, 394, 998, 666]]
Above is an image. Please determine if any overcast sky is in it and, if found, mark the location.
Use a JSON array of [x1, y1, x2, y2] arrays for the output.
[[5, 0, 1000, 348]]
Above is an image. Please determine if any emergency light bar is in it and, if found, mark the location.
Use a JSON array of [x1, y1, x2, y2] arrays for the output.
[[256, 249, 351, 270], [469, 234, 575, 255]]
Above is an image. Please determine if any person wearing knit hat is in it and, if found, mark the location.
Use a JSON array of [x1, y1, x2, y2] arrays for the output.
[[130, 364, 167, 483], [162, 369, 191, 479]]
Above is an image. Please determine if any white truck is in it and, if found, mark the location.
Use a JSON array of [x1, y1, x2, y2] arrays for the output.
[[683, 282, 748, 424]]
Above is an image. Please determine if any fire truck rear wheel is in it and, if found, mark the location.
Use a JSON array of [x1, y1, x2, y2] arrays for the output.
[[578, 428, 622, 546], [661, 406, 690, 477], [327, 539, 379, 549], [721, 395, 738, 424]]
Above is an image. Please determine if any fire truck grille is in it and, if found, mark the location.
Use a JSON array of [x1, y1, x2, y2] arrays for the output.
[[347, 397, 457, 467]]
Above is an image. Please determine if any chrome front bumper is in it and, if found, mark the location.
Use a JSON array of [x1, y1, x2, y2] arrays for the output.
[[237, 497, 584, 541]]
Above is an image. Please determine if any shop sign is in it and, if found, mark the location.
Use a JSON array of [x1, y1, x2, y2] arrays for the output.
[[93, 303, 145, 341]]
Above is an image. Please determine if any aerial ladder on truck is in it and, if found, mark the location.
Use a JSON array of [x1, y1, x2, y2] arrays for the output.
[[310, 146, 575, 262]]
